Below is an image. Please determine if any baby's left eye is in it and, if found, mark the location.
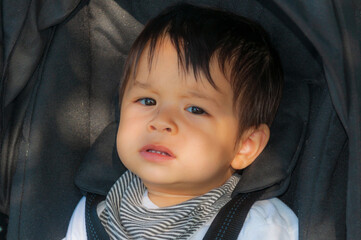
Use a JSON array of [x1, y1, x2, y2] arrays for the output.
[[186, 106, 207, 115]]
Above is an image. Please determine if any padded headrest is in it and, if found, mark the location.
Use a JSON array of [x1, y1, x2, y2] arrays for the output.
[[75, 122, 126, 196]]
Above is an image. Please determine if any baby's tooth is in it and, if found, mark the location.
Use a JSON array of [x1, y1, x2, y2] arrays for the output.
[[147, 149, 170, 156]]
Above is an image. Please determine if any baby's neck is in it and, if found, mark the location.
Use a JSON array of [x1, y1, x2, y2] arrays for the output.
[[147, 190, 199, 207]]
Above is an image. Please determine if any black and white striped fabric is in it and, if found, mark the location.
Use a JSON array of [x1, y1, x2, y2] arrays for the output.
[[99, 171, 240, 239]]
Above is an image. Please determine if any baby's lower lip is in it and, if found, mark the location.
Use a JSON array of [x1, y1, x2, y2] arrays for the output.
[[140, 150, 175, 162]]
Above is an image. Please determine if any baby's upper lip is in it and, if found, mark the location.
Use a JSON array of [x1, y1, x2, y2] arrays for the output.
[[140, 144, 175, 157]]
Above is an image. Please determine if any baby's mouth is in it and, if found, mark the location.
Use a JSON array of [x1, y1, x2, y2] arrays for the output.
[[140, 144, 175, 158]]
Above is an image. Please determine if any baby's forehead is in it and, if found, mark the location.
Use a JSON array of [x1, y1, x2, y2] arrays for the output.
[[130, 59, 230, 98], [133, 40, 230, 89], [131, 37, 233, 88]]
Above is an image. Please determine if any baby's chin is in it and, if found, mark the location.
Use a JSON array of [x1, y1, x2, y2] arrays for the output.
[[138, 174, 191, 194], [140, 176, 216, 197]]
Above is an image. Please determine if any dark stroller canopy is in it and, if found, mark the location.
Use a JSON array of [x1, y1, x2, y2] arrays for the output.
[[0, 0, 360, 239]]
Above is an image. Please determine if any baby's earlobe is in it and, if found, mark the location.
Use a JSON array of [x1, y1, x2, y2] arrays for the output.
[[231, 124, 270, 170]]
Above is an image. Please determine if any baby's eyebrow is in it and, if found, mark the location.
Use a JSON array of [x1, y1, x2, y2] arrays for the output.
[[186, 90, 221, 108], [133, 80, 151, 89], [187, 91, 208, 100]]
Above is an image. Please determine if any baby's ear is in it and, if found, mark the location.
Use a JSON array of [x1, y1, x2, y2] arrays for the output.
[[231, 124, 270, 170]]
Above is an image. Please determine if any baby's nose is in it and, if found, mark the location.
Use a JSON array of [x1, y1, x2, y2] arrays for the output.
[[147, 109, 178, 134], [148, 125, 173, 133]]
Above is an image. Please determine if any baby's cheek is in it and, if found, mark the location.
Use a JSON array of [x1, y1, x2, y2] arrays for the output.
[[116, 125, 129, 160], [116, 135, 124, 161]]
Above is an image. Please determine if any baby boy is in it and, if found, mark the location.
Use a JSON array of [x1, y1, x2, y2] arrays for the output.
[[65, 3, 298, 240]]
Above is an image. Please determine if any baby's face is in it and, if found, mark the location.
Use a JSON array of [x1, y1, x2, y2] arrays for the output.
[[117, 39, 239, 196]]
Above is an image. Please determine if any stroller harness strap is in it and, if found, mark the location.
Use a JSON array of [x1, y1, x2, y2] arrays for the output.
[[86, 193, 109, 240], [85, 191, 263, 240], [203, 191, 263, 240]]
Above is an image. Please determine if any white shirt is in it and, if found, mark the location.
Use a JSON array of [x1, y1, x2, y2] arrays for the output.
[[64, 195, 298, 239]]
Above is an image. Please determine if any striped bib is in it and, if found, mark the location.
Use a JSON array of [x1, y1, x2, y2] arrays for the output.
[[100, 171, 240, 240]]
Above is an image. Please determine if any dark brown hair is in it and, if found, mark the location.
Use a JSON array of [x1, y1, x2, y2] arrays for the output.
[[119, 3, 283, 139]]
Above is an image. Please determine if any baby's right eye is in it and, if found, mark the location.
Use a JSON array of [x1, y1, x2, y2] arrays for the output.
[[137, 98, 156, 106]]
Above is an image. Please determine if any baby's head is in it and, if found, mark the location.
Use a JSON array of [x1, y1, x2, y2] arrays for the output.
[[116, 4, 283, 200]]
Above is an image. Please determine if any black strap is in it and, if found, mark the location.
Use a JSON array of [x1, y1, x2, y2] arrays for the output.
[[85, 193, 110, 240], [203, 191, 264, 240]]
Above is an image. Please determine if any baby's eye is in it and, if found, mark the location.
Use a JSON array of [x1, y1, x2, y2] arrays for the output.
[[186, 106, 207, 115], [137, 98, 156, 106]]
